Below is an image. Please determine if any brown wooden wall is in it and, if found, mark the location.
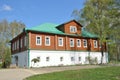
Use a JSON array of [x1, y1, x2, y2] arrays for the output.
[[11, 31, 106, 54], [64, 21, 81, 34], [28, 32, 106, 51]]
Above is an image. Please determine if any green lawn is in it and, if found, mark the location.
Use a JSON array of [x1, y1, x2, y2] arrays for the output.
[[24, 66, 120, 80]]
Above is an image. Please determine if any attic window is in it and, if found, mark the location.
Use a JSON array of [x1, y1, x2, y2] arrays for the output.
[[70, 26, 77, 33]]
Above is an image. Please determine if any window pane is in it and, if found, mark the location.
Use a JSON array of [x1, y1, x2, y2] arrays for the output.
[[78, 57, 81, 61], [58, 38, 63, 46], [36, 36, 41, 45], [94, 40, 98, 48], [46, 57, 50, 61], [70, 26, 77, 33], [45, 36, 50, 46], [83, 39, 87, 48], [71, 57, 74, 61], [60, 57, 63, 61], [77, 39, 81, 47], [70, 39, 74, 47]]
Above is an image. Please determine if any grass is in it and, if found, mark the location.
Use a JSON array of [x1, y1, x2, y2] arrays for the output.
[[24, 66, 120, 80]]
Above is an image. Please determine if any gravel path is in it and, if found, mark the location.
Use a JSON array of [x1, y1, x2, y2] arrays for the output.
[[0, 65, 102, 80]]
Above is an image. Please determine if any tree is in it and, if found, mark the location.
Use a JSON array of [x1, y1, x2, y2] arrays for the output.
[[0, 19, 26, 68], [72, 0, 120, 63], [2, 48, 11, 68]]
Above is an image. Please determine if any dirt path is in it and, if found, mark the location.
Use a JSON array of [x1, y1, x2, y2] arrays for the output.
[[0, 65, 103, 80], [29, 65, 102, 74]]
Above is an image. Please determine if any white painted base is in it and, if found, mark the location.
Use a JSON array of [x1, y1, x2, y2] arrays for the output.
[[11, 50, 29, 67], [11, 50, 108, 68]]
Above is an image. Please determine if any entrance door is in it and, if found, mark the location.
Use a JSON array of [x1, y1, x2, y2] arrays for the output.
[[15, 56, 18, 66]]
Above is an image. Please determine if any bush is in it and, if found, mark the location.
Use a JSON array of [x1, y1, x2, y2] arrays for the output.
[[0, 63, 2, 68]]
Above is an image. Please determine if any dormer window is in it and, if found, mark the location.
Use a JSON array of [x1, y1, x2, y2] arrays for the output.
[[70, 26, 77, 33]]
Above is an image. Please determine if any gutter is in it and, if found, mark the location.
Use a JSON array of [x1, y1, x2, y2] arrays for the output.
[[25, 29, 30, 68]]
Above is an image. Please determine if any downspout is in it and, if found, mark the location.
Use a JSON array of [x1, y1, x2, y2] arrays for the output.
[[25, 29, 30, 68]]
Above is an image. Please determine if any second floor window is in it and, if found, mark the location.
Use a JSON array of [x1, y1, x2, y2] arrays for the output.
[[12, 43, 14, 51], [36, 36, 42, 45], [45, 36, 50, 46], [83, 39, 87, 48], [58, 37, 63, 46], [14, 41, 16, 50], [17, 40, 19, 49], [70, 38, 74, 47], [94, 40, 98, 48], [70, 26, 77, 33], [20, 38, 22, 48], [77, 39, 81, 47], [24, 36, 26, 47]]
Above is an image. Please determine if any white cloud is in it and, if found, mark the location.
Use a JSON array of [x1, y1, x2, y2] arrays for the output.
[[1, 4, 12, 11]]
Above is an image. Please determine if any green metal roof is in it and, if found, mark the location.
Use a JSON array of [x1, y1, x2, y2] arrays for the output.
[[26, 23, 65, 35], [82, 30, 98, 38], [25, 23, 97, 38]]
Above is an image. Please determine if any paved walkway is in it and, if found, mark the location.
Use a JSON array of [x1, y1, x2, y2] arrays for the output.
[[0, 65, 102, 80]]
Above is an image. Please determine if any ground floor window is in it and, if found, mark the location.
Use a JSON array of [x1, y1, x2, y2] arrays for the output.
[[71, 57, 74, 61], [46, 57, 50, 62], [60, 57, 63, 61], [78, 57, 81, 61]]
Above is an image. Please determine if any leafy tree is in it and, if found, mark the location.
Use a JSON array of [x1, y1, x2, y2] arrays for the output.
[[2, 48, 11, 68], [0, 19, 26, 68], [72, 0, 120, 63]]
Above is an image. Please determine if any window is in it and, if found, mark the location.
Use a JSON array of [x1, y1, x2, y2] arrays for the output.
[[24, 36, 26, 47], [45, 36, 50, 46], [78, 57, 81, 61], [70, 38, 74, 47], [99, 42, 102, 48], [36, 36, 42, 45], [60, 57, 63, 61], [37, 57, 40, 61], [46, 57, 50, 62], [70, 26, 77, 33], [94, 40, 98, 48], [14, 41, 16, 50], [20, 38, 22, 48], [58, 37, 63, 46], [77, 39, 81, 47], [71, 57, 74, 61], [17, 40, 19, 49], [85, 57, 88, 62], [83, 39, 87, 48], [12, 43, 14, 51]]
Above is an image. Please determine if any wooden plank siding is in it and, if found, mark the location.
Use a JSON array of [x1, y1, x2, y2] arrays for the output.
[[11, 20, 107, 54]]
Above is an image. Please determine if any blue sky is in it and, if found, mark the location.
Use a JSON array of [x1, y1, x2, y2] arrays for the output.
[[0, 0, 85, 27]]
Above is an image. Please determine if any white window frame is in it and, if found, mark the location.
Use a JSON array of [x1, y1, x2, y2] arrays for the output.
[[36, 36, 42, 45], [70, 38, 74, 47], [83, 39, 87, 48], [77, 39, 81, 47], [94, 40, 98, 48], [58, 37, 63, 46], [70, 26, 77, 33], [45, 36, 50, 46]]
